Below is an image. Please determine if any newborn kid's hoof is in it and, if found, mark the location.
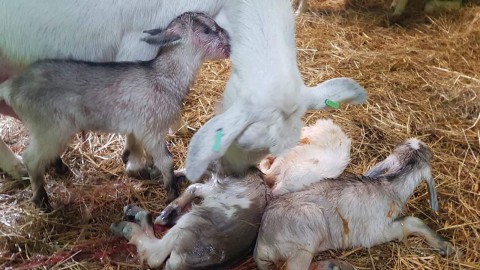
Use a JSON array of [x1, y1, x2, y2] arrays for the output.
[[111, 221, 140, 240]]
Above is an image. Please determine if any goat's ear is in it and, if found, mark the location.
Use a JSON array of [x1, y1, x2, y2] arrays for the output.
[[426, 177, 439, 212], [305, 78, 368, 110], [141, 29, 181, 46], [143, 28, 164, 35], [363, 155, 400, 178], [185, 105, 251, 182]]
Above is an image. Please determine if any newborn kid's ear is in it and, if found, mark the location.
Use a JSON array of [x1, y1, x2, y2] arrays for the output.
[[141, 29, 181, 46]]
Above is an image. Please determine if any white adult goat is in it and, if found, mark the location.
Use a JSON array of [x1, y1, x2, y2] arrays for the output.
[[0, 0, 367, 183]]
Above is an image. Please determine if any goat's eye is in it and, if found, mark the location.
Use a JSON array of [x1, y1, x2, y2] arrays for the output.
[[203, 28, 212, 35]]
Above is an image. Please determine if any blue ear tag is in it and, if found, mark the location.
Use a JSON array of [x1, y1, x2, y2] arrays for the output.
[[213, 128, 224, 152], [325, 99, 339, 109]]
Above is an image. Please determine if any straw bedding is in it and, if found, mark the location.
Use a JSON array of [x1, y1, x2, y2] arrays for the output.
[[0, 0, 478, 269]]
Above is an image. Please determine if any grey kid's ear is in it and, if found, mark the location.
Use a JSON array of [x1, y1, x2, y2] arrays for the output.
[[143, 28, 164, 35], [426, 177, 439, 212], [141, 28, 181, 46], [185, 105, 252, 182], [305, 78, 368, 110], [363, 154, 401, 178]]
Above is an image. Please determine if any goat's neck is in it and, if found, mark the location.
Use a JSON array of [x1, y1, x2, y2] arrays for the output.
[[151, 45, 204, 97], [391, 168, 428, 206]]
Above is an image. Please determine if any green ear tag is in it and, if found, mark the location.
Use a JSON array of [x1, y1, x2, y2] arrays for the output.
[[213, 128, 224, 152], [325, 99, 339, 109]]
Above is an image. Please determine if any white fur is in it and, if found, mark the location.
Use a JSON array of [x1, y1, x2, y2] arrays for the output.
[[254, 139, 456, 269], [0, 0, 367, 181], [259, 119, 351, 195]]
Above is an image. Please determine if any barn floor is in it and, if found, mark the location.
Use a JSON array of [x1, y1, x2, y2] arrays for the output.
[[0, 1, 479, 269]]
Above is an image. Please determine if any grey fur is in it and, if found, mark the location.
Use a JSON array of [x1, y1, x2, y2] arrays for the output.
[[111, 167, 271, 269], [254, 138, 458, 270], [0, 12, 230, 210]]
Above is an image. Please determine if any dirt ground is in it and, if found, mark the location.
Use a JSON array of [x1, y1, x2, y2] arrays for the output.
[[0, 0, 479, 269]]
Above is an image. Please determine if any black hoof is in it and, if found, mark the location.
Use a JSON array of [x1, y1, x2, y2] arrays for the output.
[[127, 167, 153, 180], [166, 187, 179, 203], [121, 150, 130, 164], [174, 170, 188, 183], [32, 190, 53, 213], [51, 157, 71, 175], [156, 207, 178, 226], [148, 166, 161, 180], [123, 205, 145, 222]]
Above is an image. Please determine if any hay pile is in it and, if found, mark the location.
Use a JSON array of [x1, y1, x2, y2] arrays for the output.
[[0, 0, 479, 269]]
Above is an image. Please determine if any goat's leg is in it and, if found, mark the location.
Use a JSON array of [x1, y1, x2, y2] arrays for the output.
[[389, 216, 458, 257], [123, 133, 153, 179], [295, 0, 308, 16], [123, 205, 155, 237], [155, 183, 210, 225], [168, 116, 188, 136], [391, 0, 409, 17], [309, 259, 355, 270], [111, 220, 180, 268], [0, 138, 28, 179], [49, 156, 70, 175], [286, 249, 314, 270], [255, 257, 275, 270], [424, 0, 462, 13], [22, 133, 68, 211], [142, 137, 178, 202], [165, 251, 186, 270]]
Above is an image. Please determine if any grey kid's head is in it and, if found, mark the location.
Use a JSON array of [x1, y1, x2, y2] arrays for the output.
[[365, 138, 438, 212], [141, 12, 230, 60]]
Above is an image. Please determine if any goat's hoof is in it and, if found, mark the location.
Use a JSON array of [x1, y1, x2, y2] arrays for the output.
[[121, 150, 130, 164], [156, 204, 179, 225], [310, 259, 355, 270], [33, 196, 53, 213], [437, 241, 460, 258], [51, 157, 71, 175], [166, 186, 179, 203], [123, 205, 145, 221], [11, 165, 29, 180], [148, 166, 161, 180], [133, 210, 150, 223], [111, 221, 136, 240], [174, 170, 188, 182], [4, 155, 29, 179], [126, 166, 152, 180]]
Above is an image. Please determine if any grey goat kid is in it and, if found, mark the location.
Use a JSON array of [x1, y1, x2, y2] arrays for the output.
[[254, 138, 458, 270], [111, 167, 270, 269], [0, 12, 230, 211]]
